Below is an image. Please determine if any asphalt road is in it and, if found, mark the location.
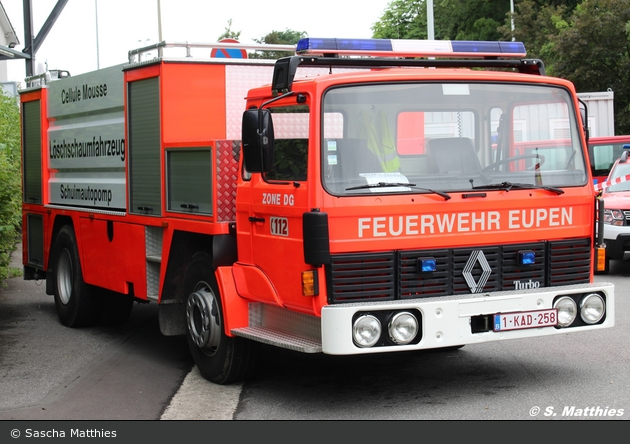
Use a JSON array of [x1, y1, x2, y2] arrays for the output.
[[0, 279, 193, 420], [1, 245, 629, 421]]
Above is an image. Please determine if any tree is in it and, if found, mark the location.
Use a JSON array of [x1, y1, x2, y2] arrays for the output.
[[0, 89, 22, 285], [372, 0, 630, 136], [372, 0, 427, 39], [249, 29, 307, 59], [498, 0, 575, 60], [544, 0, 630, 134], [217, 19, 241, 41], [372, 0, 512, 41]]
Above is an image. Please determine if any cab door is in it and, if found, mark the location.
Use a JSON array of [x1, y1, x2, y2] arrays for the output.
[[236, 105, 313, 312]]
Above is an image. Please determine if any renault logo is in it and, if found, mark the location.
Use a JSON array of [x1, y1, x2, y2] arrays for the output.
[[463, 250, 491, 293]]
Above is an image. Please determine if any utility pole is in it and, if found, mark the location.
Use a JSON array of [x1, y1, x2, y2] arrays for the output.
[[427, 0, 434, 40], [510, 0, 515, 41], [95, 0, 100, 69], [157, 0, 163, 42]]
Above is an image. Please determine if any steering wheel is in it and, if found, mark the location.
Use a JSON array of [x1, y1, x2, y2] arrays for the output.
[[482, 154, 546, 173]]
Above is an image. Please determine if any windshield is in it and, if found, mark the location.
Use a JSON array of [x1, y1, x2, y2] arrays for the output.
[[606, 163, 630, 192], [321, 82, 587, 196]]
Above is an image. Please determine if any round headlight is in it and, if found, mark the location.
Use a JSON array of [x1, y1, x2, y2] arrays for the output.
[[353, 315, 381, 348], [580, 294, 605, 324], [553, 296, 577, 327], [388, 311, 418, 345]]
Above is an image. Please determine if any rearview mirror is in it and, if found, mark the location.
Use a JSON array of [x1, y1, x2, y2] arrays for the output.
[[241, 109, 274, 173]]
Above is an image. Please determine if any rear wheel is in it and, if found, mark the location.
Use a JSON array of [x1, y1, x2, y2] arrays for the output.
[[52, 226, 102, 327], [184, 252, 258, 384]]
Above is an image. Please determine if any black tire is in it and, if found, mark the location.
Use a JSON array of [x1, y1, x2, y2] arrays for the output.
[[51, 225, 102, 327], [99, 290, 134, 326], [184, 252, 258, 384]]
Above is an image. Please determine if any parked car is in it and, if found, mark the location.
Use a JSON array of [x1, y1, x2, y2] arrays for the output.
[[598, 150, 630, 273], [589, 135, 630, 185]]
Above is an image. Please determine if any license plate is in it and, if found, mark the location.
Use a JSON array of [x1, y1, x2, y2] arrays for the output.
[[493, 308, 558, 332]]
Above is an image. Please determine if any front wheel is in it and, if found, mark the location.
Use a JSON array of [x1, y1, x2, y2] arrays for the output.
[[52, 225, 102, 327], [184, 252, 258, 384]]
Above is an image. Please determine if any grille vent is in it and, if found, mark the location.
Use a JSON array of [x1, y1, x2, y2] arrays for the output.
[[327, 239, 590, 304]]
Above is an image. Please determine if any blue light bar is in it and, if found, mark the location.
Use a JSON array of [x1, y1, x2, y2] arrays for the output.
[[296, 38, 526, 58]]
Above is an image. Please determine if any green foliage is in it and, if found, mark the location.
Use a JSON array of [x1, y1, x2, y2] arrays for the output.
[[372, 0, 509, 40], [372, 0, 630, 136], [372, 0, 427, 39], [0, 89, 22, 285], [249, 29, 307, 59], [546, 0, 630, 134], [498, 0, 574, 60], [265, 139, 308, 181], [217, 19, 241, 41], [503, 0, 630, 135]]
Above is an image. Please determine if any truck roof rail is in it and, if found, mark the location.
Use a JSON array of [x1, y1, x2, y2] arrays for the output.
[[127, 40, 296, 64], [24, 69, 71, 87]]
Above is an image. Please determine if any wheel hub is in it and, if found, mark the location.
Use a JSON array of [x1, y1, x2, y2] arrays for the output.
[[57, 248, 73, 305], [186, 286, 221, 350]]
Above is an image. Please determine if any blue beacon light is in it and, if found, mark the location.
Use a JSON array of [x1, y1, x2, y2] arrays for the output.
[[296, 38, 526, 58], [418, 257, 437, 273], [518, 250, 536, 266]]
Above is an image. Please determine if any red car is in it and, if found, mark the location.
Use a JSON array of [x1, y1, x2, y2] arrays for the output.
[[598, 149, 630, 272], [589, 135, 630, 185]]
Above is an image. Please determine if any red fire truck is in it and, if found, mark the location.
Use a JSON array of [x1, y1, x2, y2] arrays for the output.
[[19, 38, 614, 384]]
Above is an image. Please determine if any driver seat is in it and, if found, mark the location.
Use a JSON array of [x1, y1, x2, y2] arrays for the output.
[[427, 137, 481, 174]]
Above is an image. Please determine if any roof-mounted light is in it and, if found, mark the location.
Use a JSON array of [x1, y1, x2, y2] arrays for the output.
[[296, 38, 526, 59]]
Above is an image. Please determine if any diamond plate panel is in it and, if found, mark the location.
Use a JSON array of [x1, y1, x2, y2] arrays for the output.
[[215, 140, 239, 221]]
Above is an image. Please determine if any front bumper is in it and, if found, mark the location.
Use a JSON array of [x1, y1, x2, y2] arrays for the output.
[[603, 224, 630, 260], [321, 282, 614, 355]]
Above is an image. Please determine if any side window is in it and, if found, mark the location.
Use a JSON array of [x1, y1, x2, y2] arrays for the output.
[[266, 138, 308, 181], [264, 105, 309, 182]]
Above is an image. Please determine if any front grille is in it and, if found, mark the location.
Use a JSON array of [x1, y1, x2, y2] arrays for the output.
[[327, 252, 396, 303], [327, 239, 591, 304], [549, 238, 591, 286]]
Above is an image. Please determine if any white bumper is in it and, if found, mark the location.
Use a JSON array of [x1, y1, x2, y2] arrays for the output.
[[321, 282, 614, 355]]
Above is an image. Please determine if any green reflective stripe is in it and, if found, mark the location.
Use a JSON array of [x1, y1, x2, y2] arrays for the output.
[[359, 110, 400, 172]]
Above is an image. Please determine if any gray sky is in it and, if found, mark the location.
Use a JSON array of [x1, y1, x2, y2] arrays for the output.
[[3, 0, 392, 82]]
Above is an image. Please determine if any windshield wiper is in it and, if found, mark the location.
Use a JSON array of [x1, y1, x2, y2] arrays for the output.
[[471, 181, 564, 195], [346, 182, 451, 200]]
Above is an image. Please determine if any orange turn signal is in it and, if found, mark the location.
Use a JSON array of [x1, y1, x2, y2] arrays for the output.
[[596, 246, 606, 272], [301, 270, 319, 296]]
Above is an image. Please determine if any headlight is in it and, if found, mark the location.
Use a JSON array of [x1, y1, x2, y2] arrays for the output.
[[603, 209, 625, 226], [353, 315, 381, 347], [388, 312, 418, 344], [580, 294, 605, 324], [554, 296, 577, 327]]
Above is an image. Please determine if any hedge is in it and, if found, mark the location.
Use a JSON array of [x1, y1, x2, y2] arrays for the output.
[[0, 88, 22, 285]]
